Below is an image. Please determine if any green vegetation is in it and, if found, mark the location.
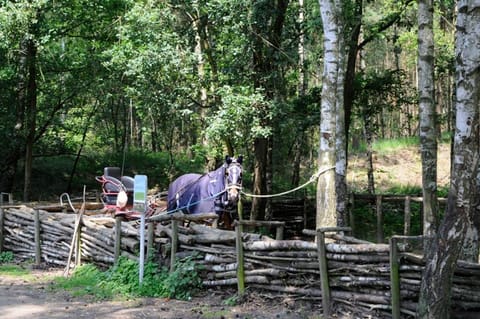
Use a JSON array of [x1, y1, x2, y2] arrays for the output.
[[0, 264, 31, 277], [0, 251, 14, 263], [24, 149, 207, 200], [53, 256, 202, 301], [372, 137, 421, 155]]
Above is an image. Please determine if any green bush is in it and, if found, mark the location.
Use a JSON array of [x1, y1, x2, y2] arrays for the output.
[[0, 251, 14, 263]]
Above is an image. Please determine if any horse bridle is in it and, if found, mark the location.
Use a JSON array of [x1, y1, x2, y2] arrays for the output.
[[223, 161, 242, 206]]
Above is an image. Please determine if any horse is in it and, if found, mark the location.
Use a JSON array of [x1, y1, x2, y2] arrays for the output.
[[167, 156, 243, 229]]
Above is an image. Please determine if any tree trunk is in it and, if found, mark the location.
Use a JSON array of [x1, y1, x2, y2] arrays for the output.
[[291, 0, 307, 188], [343, 0, 362, 140], [417, 2, 480, 317], [297, 0, 307, 96], [418, 0, 438, 245], [249, 0, 289, 221], [23, 36, 37, 202], [364, 114, 375, 195], [251, 137, 267, 221], [335, 8, 347, 228], [317, 0, 342, 228]]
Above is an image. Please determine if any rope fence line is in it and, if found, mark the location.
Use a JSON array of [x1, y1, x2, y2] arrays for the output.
[[157, 165, 335, 216], [241, 166, 336, 199]]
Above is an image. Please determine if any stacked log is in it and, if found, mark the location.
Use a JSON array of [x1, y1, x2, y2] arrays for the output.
[[1, 206, 140, 268], [2, 205, 480, 318], [398, 253, 480, 316]]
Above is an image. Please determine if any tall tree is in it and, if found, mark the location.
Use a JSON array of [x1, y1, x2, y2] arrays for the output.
[[317, 0, 343, 228], [334, 3, 347, 227], [418, 0, 480, 317], [418, 0, 438, 244], [249, 0, 289, 221]]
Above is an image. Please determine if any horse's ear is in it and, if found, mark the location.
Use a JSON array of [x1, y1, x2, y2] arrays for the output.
[[236, 156, 243, 165], [225, 155, 232, 164]]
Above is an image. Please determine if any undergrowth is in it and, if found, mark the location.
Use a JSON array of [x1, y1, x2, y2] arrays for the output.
[[53, 255, 202, 301]]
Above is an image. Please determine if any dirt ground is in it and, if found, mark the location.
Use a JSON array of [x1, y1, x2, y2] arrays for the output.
[[0, 265, 322, 319]]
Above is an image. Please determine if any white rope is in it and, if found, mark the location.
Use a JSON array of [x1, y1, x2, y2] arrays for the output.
[[59, 192, 76, 212], [164, 189, 227, 215], [241, 166, 336, 199]]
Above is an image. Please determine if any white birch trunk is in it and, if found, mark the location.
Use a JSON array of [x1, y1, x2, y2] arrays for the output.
[[317, 0, 341, 228], [417, 1, 480, 317], [417, 0, 438, 243]]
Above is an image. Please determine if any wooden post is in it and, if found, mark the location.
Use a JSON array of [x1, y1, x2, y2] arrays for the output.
[[376, 195, 384, 243], [303, 194, 308, 230], [114, 216, 122, 264], [389, 237, 401, 319], [147, 222, 154, 259], [170, 219, 178, 272], [317, 228, 330, 317], [389, 235, 423, 319], [275, 225, 284, 240], [235, 223, 245, 296], [404, 196, 411, 236], [34, 209, 41, 265], [237, 196, 243, 221], [0, 207, 4, 254], [314, 227, 351, 317], [348, 193, 356, 237], [75, 212, 82, 266]]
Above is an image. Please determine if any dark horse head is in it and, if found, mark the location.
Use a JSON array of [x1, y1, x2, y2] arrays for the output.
[[167, 156, 243, 228]]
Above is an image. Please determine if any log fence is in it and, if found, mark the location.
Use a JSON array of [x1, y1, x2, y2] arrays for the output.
[[0, 203, 479, 318]]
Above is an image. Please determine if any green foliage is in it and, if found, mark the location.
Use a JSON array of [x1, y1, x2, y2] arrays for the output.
[[0, 251, 14, 263], [54, 264, 112, 299], [206, 85, 272, 157], [0, 264, 31, 277], [352, 199, 423, 242], [53, 256, 203, 301], [383, 184, 422, 196], [158, 256, 203, 300], [223, 294, 240, 306], [372, 137, 419, 155]]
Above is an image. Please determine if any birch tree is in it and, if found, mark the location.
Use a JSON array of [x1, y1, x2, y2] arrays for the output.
[[317, 0, 343, 228], [417, 0, 480, 317], [418, 0, 438, 244]]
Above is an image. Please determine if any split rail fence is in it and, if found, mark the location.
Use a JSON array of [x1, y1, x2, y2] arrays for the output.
[[0, 204, 479, 318]]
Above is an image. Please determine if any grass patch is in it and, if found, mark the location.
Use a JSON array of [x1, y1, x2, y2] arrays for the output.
[[350, 135, 450, 156], [51, 255, 203, 301], [372, 136, 419, 154], [0, 264, 31, 277]]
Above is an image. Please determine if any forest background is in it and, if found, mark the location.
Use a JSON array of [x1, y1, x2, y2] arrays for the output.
[[0, 0, 454, 209]]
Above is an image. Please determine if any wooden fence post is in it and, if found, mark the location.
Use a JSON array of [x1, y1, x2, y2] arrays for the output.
[[376, 195, 384, 243], [389, 236, 401, 319], [170, 219, 178, 272], [235, 222, 245, 296], [114, 216, 122, 264], [0, 207, 4, 254], [348, 193, 356, 237], [34, 209, 42, 265], [316, 227, 351, 317], [317, 228, 330, 316], [404, 196, 411, 236], [147, 222, 154, 259], [276, 225, 284, 240], [389, 235, 424, 319], [75, 212, 82, 266]]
